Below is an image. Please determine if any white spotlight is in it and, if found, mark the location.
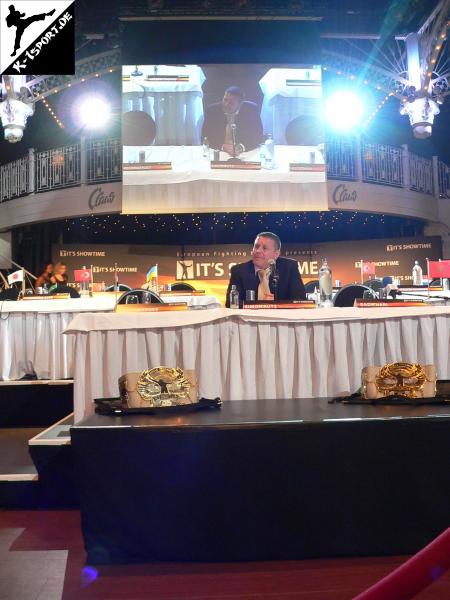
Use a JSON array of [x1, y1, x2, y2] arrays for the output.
[[325, 91, 364, 131], [77, 96, 111, 129]]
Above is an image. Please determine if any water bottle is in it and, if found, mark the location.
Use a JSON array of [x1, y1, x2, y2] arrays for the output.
[[264, 134, 275, 169], [202, 136, 210, 158], [319, 258, 333, 307], [229, 285, 240, 309], [412, 260, 423, 286], [79, 266, 90, 298]]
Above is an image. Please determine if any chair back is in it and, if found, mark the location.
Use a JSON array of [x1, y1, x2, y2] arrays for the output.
[[333, 284, 374, 307], [304, 280, 319, 294], [285, 115, 324, 146], [170, 282, 195, 291], [363, 279, 383, 292], [105, 284, 132, 292], [122, 110, 156, 146], [49, 284, 80, 298], [118, 288, 163, 304]]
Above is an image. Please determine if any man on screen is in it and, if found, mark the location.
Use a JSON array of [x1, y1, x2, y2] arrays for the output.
[[202, 86, 264, 156], [225, 232, 306, 307]]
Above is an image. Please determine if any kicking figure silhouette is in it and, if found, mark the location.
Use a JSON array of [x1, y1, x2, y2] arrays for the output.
[[6, 4, 55, 57]]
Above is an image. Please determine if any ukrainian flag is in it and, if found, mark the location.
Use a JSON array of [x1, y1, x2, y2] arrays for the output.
[[146, 265, 158, 282]]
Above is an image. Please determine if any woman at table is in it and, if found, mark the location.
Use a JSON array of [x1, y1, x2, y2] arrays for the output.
[[50, 262, 68, 285], [35, 262, 53, 289]]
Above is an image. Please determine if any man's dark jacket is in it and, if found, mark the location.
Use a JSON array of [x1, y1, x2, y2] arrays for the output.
[[201, 101, 264, 151], [225, 257, 306, 307]]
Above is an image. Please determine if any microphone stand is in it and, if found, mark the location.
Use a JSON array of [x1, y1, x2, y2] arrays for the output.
[[270, 261, 279, 302], [227, 123, 242, 164], [390, 290, 449, 302]]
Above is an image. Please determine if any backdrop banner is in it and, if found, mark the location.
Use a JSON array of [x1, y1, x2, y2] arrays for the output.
[[52, 235, 442, 303]]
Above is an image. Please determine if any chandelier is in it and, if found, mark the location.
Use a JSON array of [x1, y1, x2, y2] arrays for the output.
[[0, 75, 35, 143]]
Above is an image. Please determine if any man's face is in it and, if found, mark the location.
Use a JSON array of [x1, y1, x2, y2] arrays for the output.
[[222, 92, 241, 115], [251, 236, 280, 270]]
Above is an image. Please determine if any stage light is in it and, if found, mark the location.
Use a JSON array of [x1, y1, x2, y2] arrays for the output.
[[76, 96, 111, 129], [325, 91, 364, 131]]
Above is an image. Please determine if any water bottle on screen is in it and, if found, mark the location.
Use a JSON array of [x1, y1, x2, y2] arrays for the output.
[[319, 258, 333, 307], [264, 134, 275, 169], [412, 260, 423, 286], [202, 137, 210, 158], [80, 265, 90, 298], [229, 285, 240, 309]]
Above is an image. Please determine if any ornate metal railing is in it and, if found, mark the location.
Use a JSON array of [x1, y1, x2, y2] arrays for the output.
[[86, 138, 122, 183], [36, 144, 81, 192], [0, 155, 29, 201], [0, 136, 449, 202], [409, 152, 433, 195], [361, 142, 403, 187], [438, 160, 450, 198], [326, 138, 357, 180]]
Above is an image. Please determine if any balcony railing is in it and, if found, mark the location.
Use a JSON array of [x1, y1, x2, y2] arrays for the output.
[[0, 136, 448, 202]]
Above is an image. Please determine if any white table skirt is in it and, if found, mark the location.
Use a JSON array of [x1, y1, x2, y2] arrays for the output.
[[0, 297, 117, 381], [65, 306, 450, 423]]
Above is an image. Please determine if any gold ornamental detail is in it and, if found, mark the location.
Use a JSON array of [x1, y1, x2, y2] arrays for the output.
[[375, 362, 429, 398]]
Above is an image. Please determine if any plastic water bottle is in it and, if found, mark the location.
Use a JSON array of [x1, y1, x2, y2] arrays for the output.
[[264, 134, 275, 169], [412, 260, 423, 286], [79, 265, 90, 298], [202, 137, 210, 158], [229, 285, 239, 309], [319, 258, 333, 307]]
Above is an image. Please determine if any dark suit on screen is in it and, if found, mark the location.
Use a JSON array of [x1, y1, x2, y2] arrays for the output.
[[201, 101, 264, 152], [225, 257, 306, 307]]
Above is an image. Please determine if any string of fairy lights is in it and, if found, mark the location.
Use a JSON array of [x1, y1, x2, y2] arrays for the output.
[[58, 211, 422, 245], [323, 14, 449, 129], [36, 67, 119, 130]]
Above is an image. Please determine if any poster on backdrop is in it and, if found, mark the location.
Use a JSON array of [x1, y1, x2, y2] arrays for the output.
[[53, 236, 442, 304]]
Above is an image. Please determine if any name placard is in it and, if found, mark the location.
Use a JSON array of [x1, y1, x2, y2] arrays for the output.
[[21, 293, 70, 300], [159, 291, 206, 296], [123, 162, 172, 171], [289, 163, 326, 172], [145, 75, 189, 81], [355, 299, 427, 308], [116, 303, 188, 313], [242, 301, 316, 309], [211, 161, 261, 170]]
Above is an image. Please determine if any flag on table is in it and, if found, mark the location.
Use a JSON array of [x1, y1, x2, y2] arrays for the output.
[[428, 259, 450, 278], [146, 265, 158, 283], [74, 269, 92, 282], [361, 261, 376, 276], [7, 269, 23, 284]]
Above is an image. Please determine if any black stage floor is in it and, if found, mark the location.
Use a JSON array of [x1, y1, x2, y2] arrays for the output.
[[71, 397, 450, 564]]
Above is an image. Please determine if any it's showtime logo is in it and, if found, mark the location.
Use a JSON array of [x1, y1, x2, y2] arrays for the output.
[[0, 1, 74, 75]]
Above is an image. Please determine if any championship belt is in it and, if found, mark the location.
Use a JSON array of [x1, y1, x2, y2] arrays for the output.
[[119, 367, 197, 407], [361, 362, 437, 399]]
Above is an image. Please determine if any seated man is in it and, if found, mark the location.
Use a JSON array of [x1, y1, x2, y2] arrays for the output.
[[225, 232, 306, 307], [202, 86, 263, 156]]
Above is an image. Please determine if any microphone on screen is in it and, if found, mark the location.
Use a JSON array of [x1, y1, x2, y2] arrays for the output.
[[268, 259, 279, 300], [268, 259, 277, 275]]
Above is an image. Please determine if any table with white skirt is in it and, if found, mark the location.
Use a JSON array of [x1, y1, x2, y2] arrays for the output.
[[0, 296, 117, 381], [0, 294, 221, 381], [64, 305, 450, 423]]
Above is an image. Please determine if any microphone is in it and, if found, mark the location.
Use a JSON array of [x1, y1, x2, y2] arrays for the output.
[[389, 289, 449, 301], [227, 123, 242, 163], [268, 259, 277, 274], [268, 259, 279, 300]]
